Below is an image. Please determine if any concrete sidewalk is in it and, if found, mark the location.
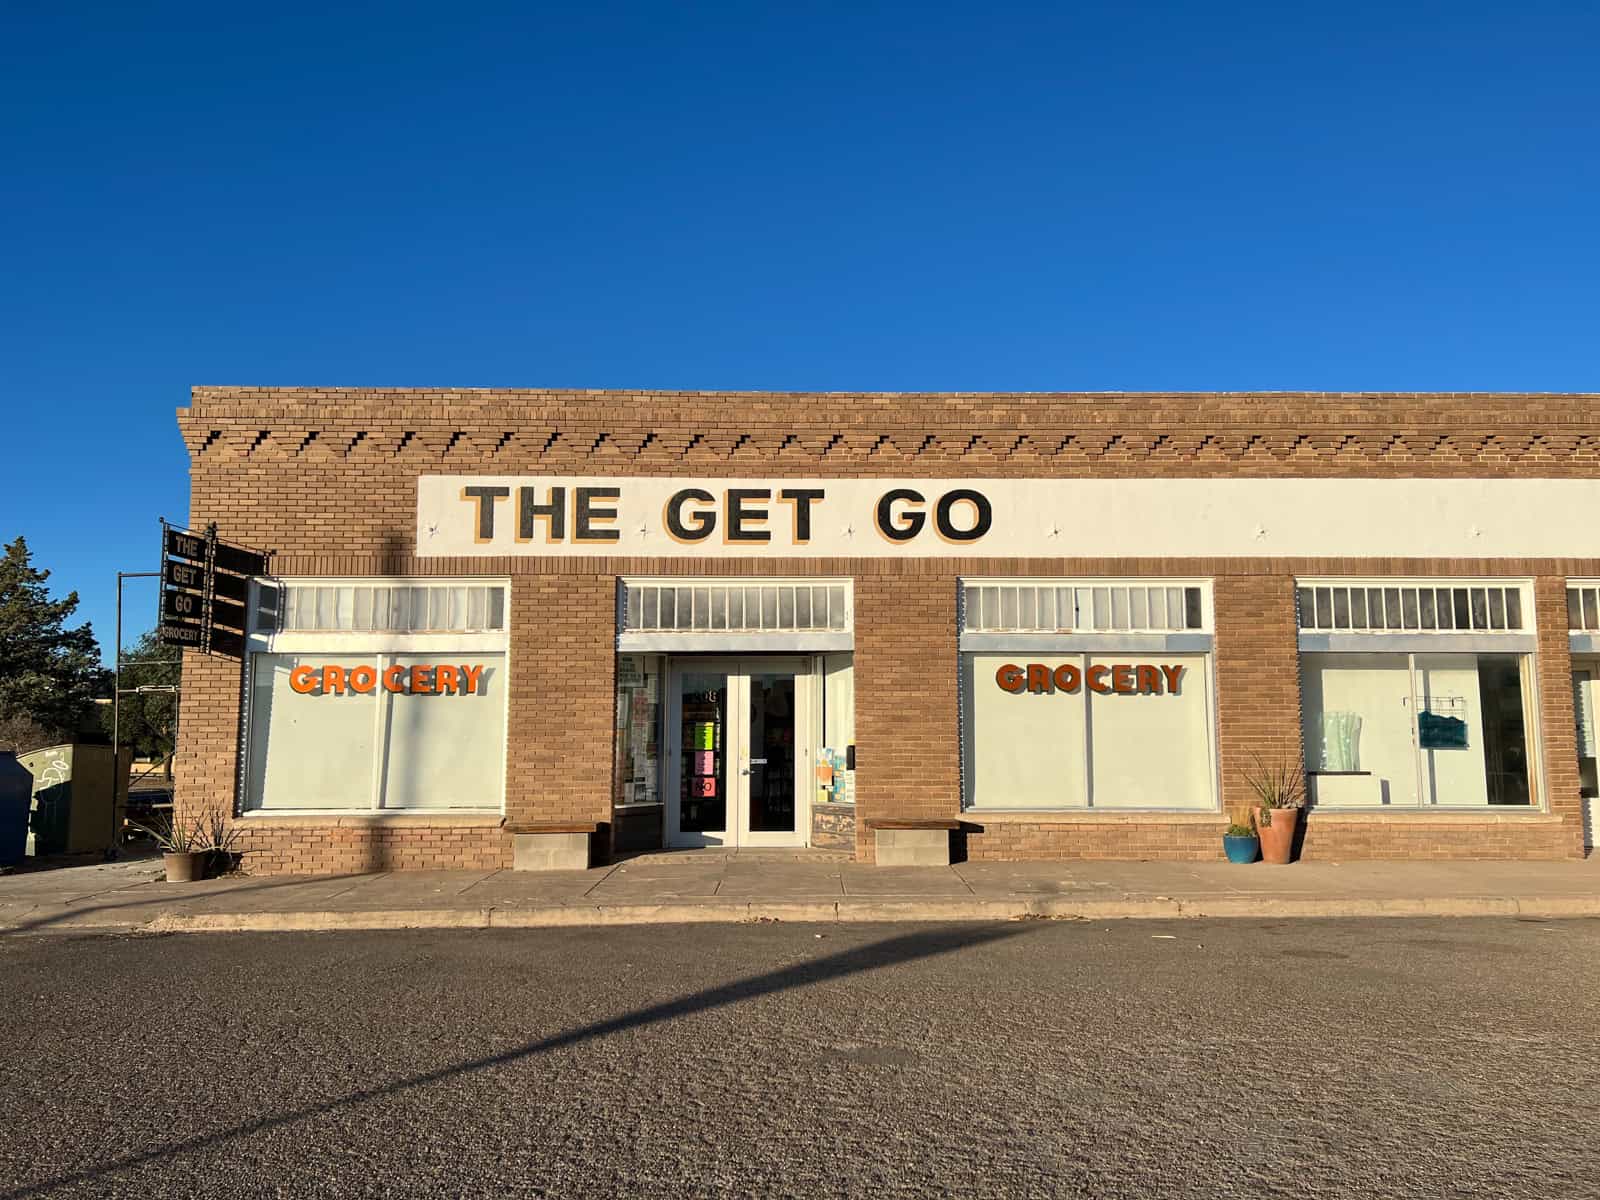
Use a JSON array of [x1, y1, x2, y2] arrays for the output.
[[2, 849, 1598, 934]]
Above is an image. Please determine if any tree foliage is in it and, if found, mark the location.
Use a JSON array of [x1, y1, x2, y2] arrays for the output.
[[108, 628, 181, 767], [0, 537, 105, 749]]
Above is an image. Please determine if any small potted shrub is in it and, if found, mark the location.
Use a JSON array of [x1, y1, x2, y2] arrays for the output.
[[1244, 753, 1306, 865], [135, 812, 209, 883], [1222, 820, 1260, 864]]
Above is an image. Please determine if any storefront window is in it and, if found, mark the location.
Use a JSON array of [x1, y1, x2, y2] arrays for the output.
[[244, 578, 511, 813], [1300, 651, 1532, 807], [245, 654, 380, 810], [381, 654, 508, 809], [245, 651, 507, 811], [819, 653, 855, 805], [1087, 655, 1214, 808], [960, 653, 1214, 809], [614, 655, 662, 808], [1567, 582, 1600, 848]]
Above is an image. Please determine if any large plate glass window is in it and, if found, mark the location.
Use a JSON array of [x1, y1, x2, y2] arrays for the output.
[[1296, 578, 1537, 808], [614, 655, 663, 809], [243, 578, 510, 813], [245, 654, 380, 810], [1565, 580, 1600, 848], [819, 653, 855, 806], [958, 579, 1217, 811]]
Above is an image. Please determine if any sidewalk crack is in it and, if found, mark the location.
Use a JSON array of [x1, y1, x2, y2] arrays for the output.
[[580, 863, 627, 898]]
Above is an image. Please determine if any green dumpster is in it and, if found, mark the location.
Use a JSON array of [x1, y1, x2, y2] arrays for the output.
[[18, 744, 129, 857]]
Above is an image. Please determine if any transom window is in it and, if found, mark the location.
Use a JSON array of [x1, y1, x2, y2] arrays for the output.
[[1568, 584, 1600, 632], [621, 580, 850, 634], [264, 582, 506, 634], [961, 580, 1207, 634], [1296, 583, 1525, 633]]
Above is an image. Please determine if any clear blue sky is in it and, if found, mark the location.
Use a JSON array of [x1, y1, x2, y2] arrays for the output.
[[3, 1, 1597, 661]]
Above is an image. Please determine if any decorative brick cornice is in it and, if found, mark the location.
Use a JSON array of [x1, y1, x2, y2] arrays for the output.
[[177, 387, 1600, 472]]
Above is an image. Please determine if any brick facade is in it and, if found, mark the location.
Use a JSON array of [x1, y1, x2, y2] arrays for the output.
[[174, 389, 1598, 872]]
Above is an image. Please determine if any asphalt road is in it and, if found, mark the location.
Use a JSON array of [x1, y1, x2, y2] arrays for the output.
[[2, 919, 1598, 1199]]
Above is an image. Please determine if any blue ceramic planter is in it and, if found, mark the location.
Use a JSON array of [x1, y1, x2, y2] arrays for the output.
[[1223, 834, 1260, 864]]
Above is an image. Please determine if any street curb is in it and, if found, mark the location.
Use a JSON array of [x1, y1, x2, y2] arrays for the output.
[[95, 894, 1600, 934]]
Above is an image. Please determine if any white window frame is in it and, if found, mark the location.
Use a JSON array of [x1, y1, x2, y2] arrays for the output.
[[960, 576, 1213, 648], [1567, 578, 1600, 654], [613, 652, 666, 812], [1296, 576, 1543, 812], [957, 578, 1220, 813], [1296, 576, 1536, 651], [617, 577, 853, 652], [240, 576, 511, 816]]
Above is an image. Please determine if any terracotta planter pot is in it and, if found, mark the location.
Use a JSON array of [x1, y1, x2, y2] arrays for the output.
[[1257, 807, 1301, 865], [163, 851, 204, 883]]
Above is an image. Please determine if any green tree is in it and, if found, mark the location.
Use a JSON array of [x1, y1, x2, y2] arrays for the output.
[[0, 537, 105, 748], [109, 628, 181, 770]]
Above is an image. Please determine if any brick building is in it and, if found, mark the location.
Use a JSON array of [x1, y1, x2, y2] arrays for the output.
[[172, 388, 1600, 873]]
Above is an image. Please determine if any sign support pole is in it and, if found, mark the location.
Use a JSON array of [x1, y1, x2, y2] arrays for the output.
[[203, 522, 218, 656]]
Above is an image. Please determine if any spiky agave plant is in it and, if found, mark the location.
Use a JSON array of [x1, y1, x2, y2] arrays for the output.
[[201, 806, 240, 855], [1241, 752, 1306, 827], [130, 811, 208, 854]]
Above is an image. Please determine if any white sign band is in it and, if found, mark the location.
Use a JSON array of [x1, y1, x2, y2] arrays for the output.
[[415, 476, 1600, 559]]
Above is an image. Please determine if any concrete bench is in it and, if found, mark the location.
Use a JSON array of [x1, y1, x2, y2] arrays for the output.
[[506, 822, 599, 871], [864, 818, 960, 867]]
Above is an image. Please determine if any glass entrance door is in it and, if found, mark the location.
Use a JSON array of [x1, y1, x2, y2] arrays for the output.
[[746, 667, 798, 838], [674, 665, 731, 842], [667, 658, 807, 848]]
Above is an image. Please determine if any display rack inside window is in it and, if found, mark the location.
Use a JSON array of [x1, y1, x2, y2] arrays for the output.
[[679, 684, 726, 832]]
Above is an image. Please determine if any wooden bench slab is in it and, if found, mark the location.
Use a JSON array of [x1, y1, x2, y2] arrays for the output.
[[505, 822, 600, 836], [865, 818, 961, 832]]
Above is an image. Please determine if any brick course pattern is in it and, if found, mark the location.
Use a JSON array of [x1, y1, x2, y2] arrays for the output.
[[174, 389, 1598, 872]]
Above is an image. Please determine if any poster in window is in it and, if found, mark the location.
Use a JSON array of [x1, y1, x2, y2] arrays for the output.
[[1418, 710, 1469, 749]]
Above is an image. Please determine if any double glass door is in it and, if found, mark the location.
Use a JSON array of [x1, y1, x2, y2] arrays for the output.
[[667, 657, 807, 847]]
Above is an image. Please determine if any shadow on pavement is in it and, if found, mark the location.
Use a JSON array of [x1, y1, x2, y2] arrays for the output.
[[0, 874, 374, 938], [1, 923, 1033, 1198]]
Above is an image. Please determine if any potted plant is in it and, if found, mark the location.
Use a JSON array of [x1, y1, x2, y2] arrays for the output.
[[134, 812, 209, 882], [1243, 753, 1306, 865], [1222, 820, 1260, 864], [202, 807, 242, 877]]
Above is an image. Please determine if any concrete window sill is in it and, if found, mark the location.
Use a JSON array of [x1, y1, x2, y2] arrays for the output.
[[962, 811, 1223, 824], [236, 812, 507, 829], [1303, 809, 1561, 824]]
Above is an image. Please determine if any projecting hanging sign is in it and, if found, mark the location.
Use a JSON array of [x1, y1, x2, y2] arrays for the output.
[[157, 521, 269, 659], [415, 476, 1600, 559]]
